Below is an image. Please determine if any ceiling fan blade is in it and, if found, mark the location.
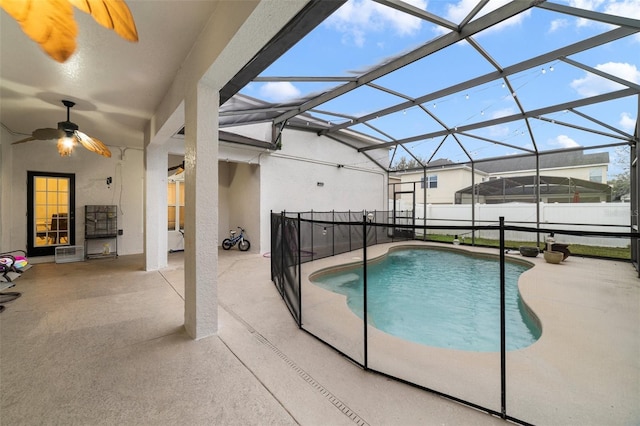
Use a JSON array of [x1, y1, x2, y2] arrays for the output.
[[34, 127, 63, 140], [11, 128, 60, 144], [69, 0, 138, 42], [12, 136, 36, 144], [76, 131, 112, 158], [1, 0, 78, 62]]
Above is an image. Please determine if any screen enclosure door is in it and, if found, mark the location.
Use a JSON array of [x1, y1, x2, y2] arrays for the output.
[[27, 172, 76, 257]]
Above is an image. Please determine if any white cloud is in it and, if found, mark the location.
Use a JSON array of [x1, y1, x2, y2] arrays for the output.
[[489, 125, 510, 138], [619, 112, 636, 132], [570, 62, 640, 97], [490, 107, 515, 119], [603, 0, 640, 41], [259, 82, 301, 103], [548, 18, 569, 33], [569, 0, 640, 28], [326, 0, 426, 46], [569, 0, 606, 8], [603, 0, 640, 18], [569, 0, 605, 27], [549, 135, 580, 148]]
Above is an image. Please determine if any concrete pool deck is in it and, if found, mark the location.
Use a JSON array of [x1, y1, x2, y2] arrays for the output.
[[301, 241, 640, 425], [1, 245, 638, 425]]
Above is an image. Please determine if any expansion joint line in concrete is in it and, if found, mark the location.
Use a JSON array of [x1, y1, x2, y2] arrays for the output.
[[220, 302, 370, 426]]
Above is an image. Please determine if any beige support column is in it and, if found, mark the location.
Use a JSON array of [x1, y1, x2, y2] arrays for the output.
[[183, 81, 218, 339], [144, 142, 169, 271]]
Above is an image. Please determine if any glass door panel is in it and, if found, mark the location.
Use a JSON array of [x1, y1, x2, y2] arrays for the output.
[[27, 172, 75, 257]]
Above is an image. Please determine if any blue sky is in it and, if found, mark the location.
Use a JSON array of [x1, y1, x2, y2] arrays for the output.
[[241, 0, 639, 176]]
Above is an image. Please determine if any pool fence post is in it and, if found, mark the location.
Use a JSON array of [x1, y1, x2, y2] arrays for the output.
[[310, 210, 314, 262], [499, 216, 506, 419], [297, 212, 302, 329], [332, 210, 335, 256], [363, 214, 369, 370], [281, 211, 285, 298], [374, 210, 378, 245], [349, 210, 352, 251]]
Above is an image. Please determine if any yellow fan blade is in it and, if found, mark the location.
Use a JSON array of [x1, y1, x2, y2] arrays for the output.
[[76, 131, 112, 158], [69, 0, 138, 42], [0, 0, 77, 62]]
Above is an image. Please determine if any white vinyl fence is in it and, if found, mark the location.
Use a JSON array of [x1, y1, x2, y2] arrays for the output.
[[389, 201, 632, 248]]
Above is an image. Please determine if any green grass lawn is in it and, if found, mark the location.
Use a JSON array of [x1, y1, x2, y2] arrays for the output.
[[421, 233, 631, 260]]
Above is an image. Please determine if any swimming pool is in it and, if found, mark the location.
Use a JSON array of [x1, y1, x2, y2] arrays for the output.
[[310, 247, 540, 352]]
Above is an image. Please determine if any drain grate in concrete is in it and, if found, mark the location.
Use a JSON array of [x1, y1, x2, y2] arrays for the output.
[[222, 304, 369, 426]]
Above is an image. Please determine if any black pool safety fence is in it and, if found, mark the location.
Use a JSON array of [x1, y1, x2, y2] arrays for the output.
[[269, 210, 637, 426]]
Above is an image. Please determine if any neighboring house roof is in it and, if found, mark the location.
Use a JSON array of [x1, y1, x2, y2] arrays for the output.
[[475, 151, 609, 174], [391, 150, 609, 177], [455, 175, 612, 201], [424, 158, 456, 168], [392, 159, 479, 177]]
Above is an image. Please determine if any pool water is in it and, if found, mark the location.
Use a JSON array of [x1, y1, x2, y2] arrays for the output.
[[311, 248, 540, 352]]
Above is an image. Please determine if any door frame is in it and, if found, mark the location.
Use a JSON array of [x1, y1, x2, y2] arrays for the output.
[[27, 171, 76, 257]]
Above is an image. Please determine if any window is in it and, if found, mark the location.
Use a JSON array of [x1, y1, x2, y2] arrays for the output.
[[33, 176, 70, 247], [589, 168, 603, 183], [168, 181, 184, 231], [420, 175, 438, 189]]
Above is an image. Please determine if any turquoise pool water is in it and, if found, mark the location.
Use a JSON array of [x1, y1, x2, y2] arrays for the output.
[[311, 247, 540, 352]]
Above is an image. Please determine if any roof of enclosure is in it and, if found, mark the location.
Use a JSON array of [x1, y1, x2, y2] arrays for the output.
[[455, 175, 612, 200], [219, 0, 640, 173]]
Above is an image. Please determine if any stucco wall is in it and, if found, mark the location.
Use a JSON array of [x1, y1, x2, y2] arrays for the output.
[[220, 124, 389, 253], [259, 128, 388, 253], [2, 121, 389, 257], [220, 161, 260, 251], [1, 137, 144, 257]]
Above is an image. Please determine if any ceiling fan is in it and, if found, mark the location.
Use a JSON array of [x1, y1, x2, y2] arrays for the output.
[[12, 100, 111, 158]]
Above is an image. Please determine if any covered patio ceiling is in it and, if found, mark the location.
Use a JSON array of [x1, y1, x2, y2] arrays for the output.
[[219, 0, 639, 173]]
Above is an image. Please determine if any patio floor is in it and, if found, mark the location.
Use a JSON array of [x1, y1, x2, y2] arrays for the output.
[[1, 245, 638, 425]]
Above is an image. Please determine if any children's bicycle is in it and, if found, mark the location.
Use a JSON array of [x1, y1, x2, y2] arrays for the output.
[[222, 227, 250, 251]]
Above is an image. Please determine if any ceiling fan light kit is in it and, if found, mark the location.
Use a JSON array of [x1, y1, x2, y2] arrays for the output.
[[12, 100, 111, 158]]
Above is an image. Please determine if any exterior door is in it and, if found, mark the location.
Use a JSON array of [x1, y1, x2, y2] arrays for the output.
[[27, 172, 76, 257]]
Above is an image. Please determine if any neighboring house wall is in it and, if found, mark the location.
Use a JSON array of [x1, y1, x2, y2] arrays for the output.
[[393, 160, 609, 205], [395, 167, 487, 204], [1, 133, 145, 257]]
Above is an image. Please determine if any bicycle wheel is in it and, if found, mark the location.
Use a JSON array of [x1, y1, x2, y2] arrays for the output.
[[222, 239, 233, 250], [239, 239, 250, 251]]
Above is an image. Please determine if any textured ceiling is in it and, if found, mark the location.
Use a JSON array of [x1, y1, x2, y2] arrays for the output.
[[1, 1, 220, 149]]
